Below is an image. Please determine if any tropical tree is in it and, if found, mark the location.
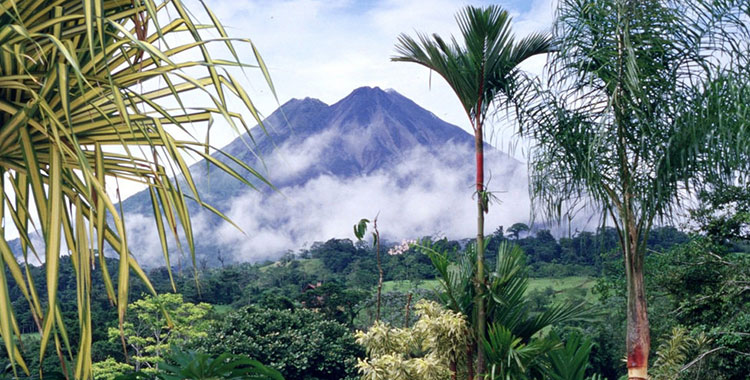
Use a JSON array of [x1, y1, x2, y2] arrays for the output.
[[518, 0, 750, 378], [0, 0, 273, 377], [194, 305, 362, 380], [419, 241, 587, 379], [107, 294, 211, 372], [507, 223, 529, 240], [392, 6, 551, 376]]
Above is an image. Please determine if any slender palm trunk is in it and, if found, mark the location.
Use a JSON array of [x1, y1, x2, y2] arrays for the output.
[[474, 114, 486, 377], [624, 216, 649, 380], [466, 342, 475, 380], [375, 220, 382, 322], [404, 292, 413, 328]]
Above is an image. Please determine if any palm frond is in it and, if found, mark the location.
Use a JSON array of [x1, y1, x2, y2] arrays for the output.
[[543, 332, 594, 380], [483, 323, 557, 380], [393, 5, 551, 125], [487, 242, 529, 332], [523, 0, 750, 228], [0, 0, 274, 376], [416, 241, 474, 316]]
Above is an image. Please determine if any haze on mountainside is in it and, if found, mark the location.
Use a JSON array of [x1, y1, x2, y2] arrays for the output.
[[114, 86, 549, 266], [11, 87, 542, 266]]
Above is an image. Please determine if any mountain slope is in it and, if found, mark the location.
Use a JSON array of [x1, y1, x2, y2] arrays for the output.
[[118, 87, 528, 265]]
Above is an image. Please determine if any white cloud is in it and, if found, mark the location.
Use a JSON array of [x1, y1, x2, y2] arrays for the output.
[[5, 1, 564, 264], [120, 139, 536, 266], [264, 128, 338, 182], [207, 143, 530, 262]]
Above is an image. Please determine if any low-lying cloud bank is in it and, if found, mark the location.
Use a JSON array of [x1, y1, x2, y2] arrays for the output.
[[125, 143, 534, 267]]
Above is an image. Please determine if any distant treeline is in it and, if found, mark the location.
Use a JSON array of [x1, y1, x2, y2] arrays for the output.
[[0, 224, 744, 377], [5, 225, 692, 323]]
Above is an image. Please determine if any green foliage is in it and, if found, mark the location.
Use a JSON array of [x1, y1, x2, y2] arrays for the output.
[[92, 358, 133, 380], [193, 305, 362, 380], [354, 289, 436, 330], [650, 240, 750, 379], [589, 235, 750, 379], [0, 0, 275, 373], [353, 219, 373, 243], [419, 241, 590, 378], [543, 332, 595, 380], [312, 239, 367, 274], [111, 350, 283, 380], [155, 349, 284, 380], [508, 223, 530, 240], [482, 244, 590, 379], [483, 324, 551, 380], [0, 224, 697, 377], [650, 327, 703, 380], [106, 294, 211, 372], [690, 184, 750, 245], [422, 241, 588, 340], [520, 0, 750, 375], [297, 282, 368, 327], [355, 300, 469, 380]]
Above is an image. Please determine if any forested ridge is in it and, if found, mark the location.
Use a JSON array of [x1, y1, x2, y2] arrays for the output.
[[3, 221, 747, 379]]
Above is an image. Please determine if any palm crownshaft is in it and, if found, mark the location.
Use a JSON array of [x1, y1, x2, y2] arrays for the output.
[[393, 5, 550, 377]]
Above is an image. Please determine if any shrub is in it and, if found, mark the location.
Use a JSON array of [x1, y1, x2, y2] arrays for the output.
[[192, 306, 362, 380]]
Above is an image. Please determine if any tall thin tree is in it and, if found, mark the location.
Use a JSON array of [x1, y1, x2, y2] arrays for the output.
[[519, 1, 750, 379], [393, 5, 551, 376]]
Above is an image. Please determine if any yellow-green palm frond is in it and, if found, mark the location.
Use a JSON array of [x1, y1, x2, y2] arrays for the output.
[[0, 0, 274, 377]]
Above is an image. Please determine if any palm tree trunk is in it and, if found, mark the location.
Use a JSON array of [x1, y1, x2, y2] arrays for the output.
[[474, 117, 487, 376], [466, 341, 475, 380], [624, 215, 649, 380], [375, 220, 382, 322]]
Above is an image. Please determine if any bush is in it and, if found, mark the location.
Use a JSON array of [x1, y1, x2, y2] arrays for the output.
[[191, 306, 362, 380]]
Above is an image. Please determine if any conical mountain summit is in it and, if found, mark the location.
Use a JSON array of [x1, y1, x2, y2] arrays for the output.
[[116, 86, 527, 265]]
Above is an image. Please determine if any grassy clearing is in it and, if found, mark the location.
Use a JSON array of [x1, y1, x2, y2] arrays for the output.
[[212, 304, 234, 315], [300, 258, 327, 276], [527, 276, 597, 303], [381, 276, 597, 302], [382, 279, 440, 293]]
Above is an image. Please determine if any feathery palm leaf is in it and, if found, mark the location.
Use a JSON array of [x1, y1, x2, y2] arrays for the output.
[[543, 332, 594, 380], [418, 241, 474, 318], [0, 0, 274, 377], [519, 0, 750, 376], [524, 0, 750, 227], [418, 240, 589, 379], [483, 324, 557, 380], [393, 6, 550, 124], [487, 242, 589, 340]]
